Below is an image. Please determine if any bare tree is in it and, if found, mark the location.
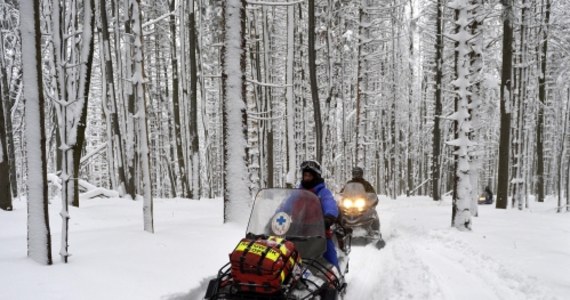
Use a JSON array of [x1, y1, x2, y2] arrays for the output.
[[308, 0, 322, 163], [222, 0, 251, 223], [169, 0, 191, 198], [536, 0, 550, 203], [432, 0, 444, 201], [97, 0, 128, 195], [49, 0, 95, 262], [131, 0, 154, 232], [285, 3, 296, 187], [449, 0, 474, 230], [21, 0, 53, 265], [496, 0, 514, 210], [558, 87, 570, 212], [188, 0, 200, 199], [0, 65, 11, 210], [0, 2, 16, 206]]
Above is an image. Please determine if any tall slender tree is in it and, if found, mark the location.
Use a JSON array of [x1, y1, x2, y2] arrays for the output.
[[0, 18, 19, 200], [536, 0, 550, 203], [308, 0, 323, 163], [0, 66, 11, 210], [50, 0, 95, 261], [222, 0, 250, 223], [71, 0, 96, 208], [449, 0, 474, 230], [21, 0, 53, 265], [496, 0, 514, 209], [432, 0, 444, 201], [354, 2, 365, 166], [131, 0, 154, 233], [285, 3, 296, 187], [169, 0, 191, 198], [98, 0, 128, 195], [188, 0, 200, 199]]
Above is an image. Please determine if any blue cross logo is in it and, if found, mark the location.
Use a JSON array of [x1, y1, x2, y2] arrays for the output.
[[276, 216, 287, 225]]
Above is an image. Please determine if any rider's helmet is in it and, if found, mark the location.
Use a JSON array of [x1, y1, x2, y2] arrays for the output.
[[300, 160, 322, 176], [352, 167, 364, 179]]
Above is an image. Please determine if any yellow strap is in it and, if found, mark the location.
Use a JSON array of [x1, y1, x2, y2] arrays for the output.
[[268, 236, 291, 257], [235, 241, 281, 262], [234, 239, 299, 283]]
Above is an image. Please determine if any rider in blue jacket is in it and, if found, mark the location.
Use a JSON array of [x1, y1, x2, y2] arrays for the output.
[[298, 160, 339, 269]]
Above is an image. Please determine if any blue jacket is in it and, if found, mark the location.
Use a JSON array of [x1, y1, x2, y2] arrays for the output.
[[300, 182, 340, 269], [300, 182, 338, 218]]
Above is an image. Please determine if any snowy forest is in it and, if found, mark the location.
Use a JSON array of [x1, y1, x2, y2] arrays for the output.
[[1, 0, 570, 274]]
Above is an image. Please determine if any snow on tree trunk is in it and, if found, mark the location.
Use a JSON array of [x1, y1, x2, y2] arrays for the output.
[[469, 0, 483, 216], [169, 0, 191, 198], [131, 0, 154, 233], [432, 0, 444, 201], [50, 0, 94, 261], [189, 2, 201, 199], [72, 0, 95, 208], [354, 2, 365, 167], [511, 0, 530, 211], [50, 0, 70, 262], [123, 0, 137, 200], [496, 0, 513, 210], [21, 0, 53, 264], [308, 0, 323, 163], [448, 0, 473, 230], [0, 73, 12, 210], [222, 0, 251, 224], [566, 88, 570, 212], [98, 0, 127, 196], [536, 0, 550, 203], [0, 47, 18, 197], [558, 89, 570, 213], [285, 4, 296, 187]]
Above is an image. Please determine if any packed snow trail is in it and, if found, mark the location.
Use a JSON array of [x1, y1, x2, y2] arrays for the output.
[[182, 197, 559, 300], [343, 197, 557, 300], [3, 195, 566, 299]]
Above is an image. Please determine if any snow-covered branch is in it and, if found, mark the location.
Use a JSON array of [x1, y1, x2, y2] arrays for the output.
[[246, 78, 292, 88], [246, 0, 304, 6]]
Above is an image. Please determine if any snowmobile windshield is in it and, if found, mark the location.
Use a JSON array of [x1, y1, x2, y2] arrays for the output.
[[343, 182, 367, 197], [246, 189, 326, 239], [341, 182, 378, 207]]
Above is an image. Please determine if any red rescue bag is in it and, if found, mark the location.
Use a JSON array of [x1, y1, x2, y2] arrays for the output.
[[229, 236, 301, 294]]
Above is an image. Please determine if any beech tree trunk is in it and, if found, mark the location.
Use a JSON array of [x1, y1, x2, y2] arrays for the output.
[[496, 0, 514, 209], [308, 0, 323, 163]]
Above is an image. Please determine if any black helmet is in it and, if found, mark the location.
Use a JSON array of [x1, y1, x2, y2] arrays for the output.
[[352, 167, 363, 178], [300, 160, 322, 176]]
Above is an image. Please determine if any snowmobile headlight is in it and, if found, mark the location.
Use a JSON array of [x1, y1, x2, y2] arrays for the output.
[[342, 199, 354, 208], [355, 198, 366, 209]]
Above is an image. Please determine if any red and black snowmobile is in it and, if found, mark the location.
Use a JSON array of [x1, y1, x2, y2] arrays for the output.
[[204, 188, 349, 300]]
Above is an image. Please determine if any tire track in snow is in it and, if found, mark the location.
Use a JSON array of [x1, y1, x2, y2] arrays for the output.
[[344, 214, 557, 300], [344, 229, 444, 300], [417, 230, 557, 300]]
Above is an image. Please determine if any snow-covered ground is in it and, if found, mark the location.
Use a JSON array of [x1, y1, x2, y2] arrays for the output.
[[1, 194, 568, 300]]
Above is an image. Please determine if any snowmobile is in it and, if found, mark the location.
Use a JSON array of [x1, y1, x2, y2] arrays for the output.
[[478, 194, 493, 205], [204, 188, 349, 300], [337, 182, 385, 249]]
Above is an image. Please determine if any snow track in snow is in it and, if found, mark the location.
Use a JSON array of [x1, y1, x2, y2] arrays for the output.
[[345, 230, 443, 300], [344, 199, 557, 300]]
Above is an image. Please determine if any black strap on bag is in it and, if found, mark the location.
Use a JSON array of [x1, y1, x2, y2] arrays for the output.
[[239, 239, 255, 274], [255, 238, 287, 276]]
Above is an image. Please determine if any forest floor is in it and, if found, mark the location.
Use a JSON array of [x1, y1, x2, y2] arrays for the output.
[[1, 192, 568, 300]]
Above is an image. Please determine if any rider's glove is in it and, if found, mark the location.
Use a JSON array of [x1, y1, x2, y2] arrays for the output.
[[324, 215, 336, 230]]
